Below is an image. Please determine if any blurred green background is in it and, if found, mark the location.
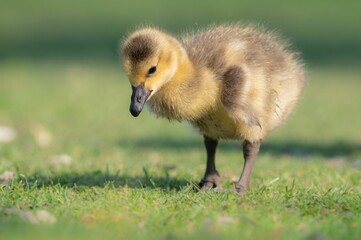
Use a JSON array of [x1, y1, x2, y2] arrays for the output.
[[1, 0, 361, 64], [1, 1, 361, 239]]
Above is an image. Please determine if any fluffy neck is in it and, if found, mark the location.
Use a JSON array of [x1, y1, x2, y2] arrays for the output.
[[148, 40, 219, 121]]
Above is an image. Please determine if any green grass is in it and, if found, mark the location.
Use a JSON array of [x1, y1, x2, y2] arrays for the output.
[[0, 59, 360, 240]]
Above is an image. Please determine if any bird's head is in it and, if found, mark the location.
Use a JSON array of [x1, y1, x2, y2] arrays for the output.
[[120, 28, 179, 117]]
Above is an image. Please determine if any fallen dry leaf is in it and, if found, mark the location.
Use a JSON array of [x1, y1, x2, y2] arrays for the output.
[[325, 157, 346, 167], [4, 207, 19, 215], [31, 124, 53, 147], [0, 171, 16, 186], [49, 154, 72, 165], [4, 208, 56, 224], [35, 210, 56, 224], [0, 125, 17, 143], [0, 171, 15, 180], [217, 216, 235, 224], [19, 211, 39, 224]]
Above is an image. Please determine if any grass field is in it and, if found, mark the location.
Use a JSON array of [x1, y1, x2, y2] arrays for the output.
[[0, 59, 360, 239], [1, 1, 361, 64]]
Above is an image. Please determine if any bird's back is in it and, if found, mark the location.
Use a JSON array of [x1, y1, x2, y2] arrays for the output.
[[181, 24, 305, 141], [181, 24, 298, 76]]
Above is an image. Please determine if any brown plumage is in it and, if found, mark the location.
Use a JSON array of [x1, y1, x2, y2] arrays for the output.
[[120, 24, 305, 194]]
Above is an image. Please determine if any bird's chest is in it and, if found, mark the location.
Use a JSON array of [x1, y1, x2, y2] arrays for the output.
[[192, 108, 238, 139]]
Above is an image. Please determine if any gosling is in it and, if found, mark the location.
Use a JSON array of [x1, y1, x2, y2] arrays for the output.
[[120, 24, 305, 195]]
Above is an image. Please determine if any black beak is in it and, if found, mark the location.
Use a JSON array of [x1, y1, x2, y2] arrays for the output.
[[129, 83, 151, 117]]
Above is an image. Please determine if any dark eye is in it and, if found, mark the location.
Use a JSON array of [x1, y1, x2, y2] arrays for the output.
[[147, 66, 157, 76]]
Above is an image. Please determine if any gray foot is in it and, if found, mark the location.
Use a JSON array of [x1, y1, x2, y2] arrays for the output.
[[235, 182, 248, 196], [198, 172, 221, 191]]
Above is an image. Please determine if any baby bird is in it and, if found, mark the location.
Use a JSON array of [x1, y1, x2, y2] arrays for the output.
[[120, 24, 305, 194]]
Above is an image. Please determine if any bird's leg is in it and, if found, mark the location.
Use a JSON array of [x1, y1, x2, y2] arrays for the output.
[[235, 140, 261, 195], [198, 136, 221, 191]]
